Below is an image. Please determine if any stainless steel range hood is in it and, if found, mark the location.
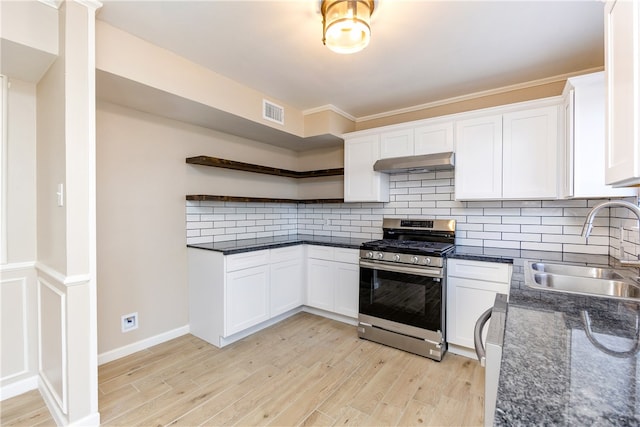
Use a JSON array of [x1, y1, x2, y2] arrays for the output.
[[373, 152, 455, 173]]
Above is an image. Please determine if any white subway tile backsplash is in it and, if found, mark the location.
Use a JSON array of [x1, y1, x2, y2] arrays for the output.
[[483, 208, 521, 216], [563, 244, 609, 255], [483, 240, 521, 249], [185, 177, 640, 261], [501, 233, 541, 242], [520, 242, 563, 252], [502, 216, 541, 225], [520, 225, 563, 234]]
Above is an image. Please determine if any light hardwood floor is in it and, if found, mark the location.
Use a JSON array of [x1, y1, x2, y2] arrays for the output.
[[1, 312, 485, 426]]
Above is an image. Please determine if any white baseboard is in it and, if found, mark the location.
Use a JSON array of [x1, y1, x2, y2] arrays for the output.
[[0, 375, 38, 401], [98, 325, 190, 365], [67, 411, 100, 427]]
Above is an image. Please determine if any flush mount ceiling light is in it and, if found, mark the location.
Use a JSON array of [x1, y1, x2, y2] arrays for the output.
[[321, 0, 375, 54]]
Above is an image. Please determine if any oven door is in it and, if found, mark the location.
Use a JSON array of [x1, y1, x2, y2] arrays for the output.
[[359, 260, 444, 337]]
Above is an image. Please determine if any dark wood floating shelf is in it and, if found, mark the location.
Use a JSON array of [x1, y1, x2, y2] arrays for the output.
[[186, 156, 343, 178], [186, 195, 344, 204]]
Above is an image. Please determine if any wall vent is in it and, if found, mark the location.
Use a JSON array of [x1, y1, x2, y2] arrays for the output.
[[263, 99, 284, 125]]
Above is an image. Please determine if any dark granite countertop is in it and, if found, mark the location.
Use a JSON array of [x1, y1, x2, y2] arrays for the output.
[[187, 234, 368, 254], [492, 251, 640, 426]]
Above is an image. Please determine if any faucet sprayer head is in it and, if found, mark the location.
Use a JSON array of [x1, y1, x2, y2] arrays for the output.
[[581, 221, 594, 239]]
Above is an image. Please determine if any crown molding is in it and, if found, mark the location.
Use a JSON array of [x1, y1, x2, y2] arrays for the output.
[[303, 104, 356, 122], [355, 66, 604, 123]]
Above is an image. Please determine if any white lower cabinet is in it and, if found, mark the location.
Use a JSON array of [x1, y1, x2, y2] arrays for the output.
[[306, 246, 359, 317], [226, 265, 270, 336], [333, 262, 360, 318], [189, 244, 357, 348], [270, 245, 304, 317], [446, 259, 512, 357]]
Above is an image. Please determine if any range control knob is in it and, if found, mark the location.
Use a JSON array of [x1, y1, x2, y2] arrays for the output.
[[393, 254, 401, 261], [424, 257, 432, 265], [377, 252, 384, 260], [411, 256, 419, 264], [366, 251, 374, 259]]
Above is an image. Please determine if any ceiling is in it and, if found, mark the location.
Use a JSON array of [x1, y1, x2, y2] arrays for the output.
[[96, 0, 604, 120]]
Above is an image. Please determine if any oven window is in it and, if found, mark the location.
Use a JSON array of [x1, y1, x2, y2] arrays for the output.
[[359, 267, 442, 332]]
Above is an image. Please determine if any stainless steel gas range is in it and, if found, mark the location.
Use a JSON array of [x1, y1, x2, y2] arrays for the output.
[[358, 218, 456, 361]]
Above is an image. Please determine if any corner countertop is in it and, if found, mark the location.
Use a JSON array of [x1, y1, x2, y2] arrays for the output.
[[187, 234, 368, 254], [492, 252, 640, 426]]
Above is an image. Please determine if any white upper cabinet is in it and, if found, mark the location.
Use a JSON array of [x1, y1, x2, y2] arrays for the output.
[[379, 120, 455, 159], [604, 0, 640, 187], [343, 134, 390, 202], [455, 115, 503, 200], [414, 121, 455, 155], [344, 117, 455, 201], [455, 99, 561, 200], [380, 128, 414, 158], [561, 72, 637, 198], [502, 105, 559, 199]]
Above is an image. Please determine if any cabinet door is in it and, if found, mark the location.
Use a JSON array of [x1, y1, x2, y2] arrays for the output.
[[380, 128, 414, 159], [454, 115, 503, 200], [605, 0, 640, 186], [344, 135, 390, 202], [446, 277, 503, 349], [306, 258, 334, 311], [270, 259, 304, 317], [414, 121, 454, 155], [333, 262, 359, 318], [226, 265, 270, 336], [502, 105, 559, 199]]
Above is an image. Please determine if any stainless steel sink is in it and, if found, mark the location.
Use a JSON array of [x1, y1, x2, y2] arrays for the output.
[[530, 262, 625, 280], [532, 273, 640, 299], [525, 260, 640, 301]]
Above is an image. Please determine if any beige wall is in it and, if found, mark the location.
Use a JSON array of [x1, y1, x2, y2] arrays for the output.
[[36, 36, 67, 275], [0, 0, 58, 84], [96, 101, 314, 354], [96, 21, 306, 139], [6, 79, 37, 263]]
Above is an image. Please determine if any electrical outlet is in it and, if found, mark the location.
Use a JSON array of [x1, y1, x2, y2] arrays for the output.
[[121, 312, 138, 333]]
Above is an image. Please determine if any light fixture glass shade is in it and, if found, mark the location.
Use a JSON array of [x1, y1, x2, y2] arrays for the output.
[[322, 0, 374, 54]]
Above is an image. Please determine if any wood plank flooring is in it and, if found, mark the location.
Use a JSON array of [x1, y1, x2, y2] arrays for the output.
[[1, 312, 485, 426]]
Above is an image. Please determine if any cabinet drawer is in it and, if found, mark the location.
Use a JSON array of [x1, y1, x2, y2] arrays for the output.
[[226, 250, 270, 272], [270, 245, 303, 263], [334, 248, 359, 265], [306, 245, 335, 261], [447, 259, 511, 283]]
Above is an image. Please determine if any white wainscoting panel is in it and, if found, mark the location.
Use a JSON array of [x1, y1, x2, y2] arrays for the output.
[[1, 277, 28, 380], [0, 263, 38, 400], [38, 276, 67, 414]]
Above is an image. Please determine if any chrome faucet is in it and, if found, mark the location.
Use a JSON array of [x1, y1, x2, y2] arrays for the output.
[[582, 200, 640, 267]]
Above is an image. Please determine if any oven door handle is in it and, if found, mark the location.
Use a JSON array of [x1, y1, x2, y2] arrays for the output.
[[359, 260, 443, 278]]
